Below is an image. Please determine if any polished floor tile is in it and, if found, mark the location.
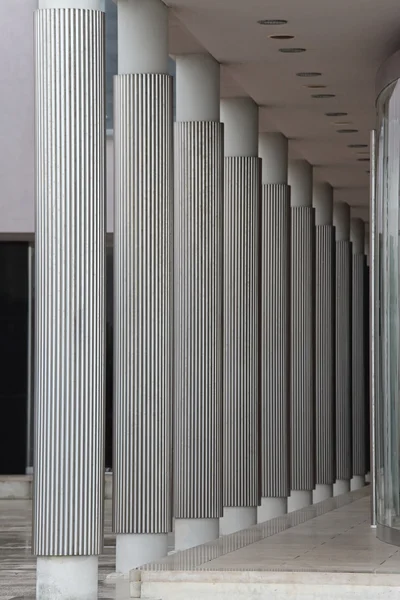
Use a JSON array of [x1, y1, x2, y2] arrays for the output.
[[1, 485, 397, 600]]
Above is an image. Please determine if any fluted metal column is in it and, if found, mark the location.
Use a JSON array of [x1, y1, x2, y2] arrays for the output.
[[333, 202, 352, 496], [350, 218, 366, 491], [288, 159, 315, 512], [113, 0, 172, 573], [313, 183, 335, 503], [258, 133, 290, 522], [220, 98, 260, 535], [174, 54, 223, 550], [34, 2, 105, 599]]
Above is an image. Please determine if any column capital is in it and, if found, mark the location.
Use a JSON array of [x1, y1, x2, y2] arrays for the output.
[[259, 132, 288, 185], [313, 182, 333, 226], [333, 202, 350, 241], [221, 98, 258, 157], [350, 218, 365, 254], [38, 0, 105, 9], [288, 159, 312, 207], [175, 54, 220, 121]]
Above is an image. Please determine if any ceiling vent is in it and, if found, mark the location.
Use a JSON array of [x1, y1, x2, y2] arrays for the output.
[[258, 19, 288, 25]]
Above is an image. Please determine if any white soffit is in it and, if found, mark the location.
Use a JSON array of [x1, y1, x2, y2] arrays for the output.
[[167, 0, 400, 211]]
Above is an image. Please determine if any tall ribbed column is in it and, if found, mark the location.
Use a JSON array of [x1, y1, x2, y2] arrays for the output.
[[113, 0, 172, 573], [350, 218, 366, 491], [258, 133, 290, 522], [288, 159, 315, 512], [174, 54, 223, 550], [220, 98, 260, 535], [34, 2, 105, 599], [333, 202, 352, 496], [313, 183, 335, 503]]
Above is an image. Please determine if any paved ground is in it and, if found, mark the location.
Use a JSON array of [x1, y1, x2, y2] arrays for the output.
[[0, 499, 119, 599], [1, 486, 397, 599]]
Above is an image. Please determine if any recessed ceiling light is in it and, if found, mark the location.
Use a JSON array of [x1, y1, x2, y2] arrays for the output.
[[337, 129, 359, 133], [279, 47, 306, 53], [269, 34, 295, 40], [326, 112, 348, 117], [306, 84, 327, 89], [348, 143, 368, 148], [297, 72, 322, 77], [258, 19, 288, 25], [311, 93, 336, 98]]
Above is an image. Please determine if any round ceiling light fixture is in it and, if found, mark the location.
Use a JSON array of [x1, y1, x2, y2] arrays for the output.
[[311, 93, 336, 98], [258, 19, 288, 25], [297, 72, 322, 77], [337, 129, 359, 133], [326, 112, 348, 116], [348, 143, 368, 148], [279, 47, 306, 53], [269, 34, 295, 40]]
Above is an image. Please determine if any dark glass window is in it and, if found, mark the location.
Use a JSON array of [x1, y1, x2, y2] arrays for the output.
[[0, 243, 29, 474]]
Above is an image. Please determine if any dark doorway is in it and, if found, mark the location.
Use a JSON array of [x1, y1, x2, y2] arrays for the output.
[[0, 243, 29, 474]]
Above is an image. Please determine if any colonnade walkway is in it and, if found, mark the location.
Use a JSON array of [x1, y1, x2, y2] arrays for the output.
[[2, 486, 400, 600]]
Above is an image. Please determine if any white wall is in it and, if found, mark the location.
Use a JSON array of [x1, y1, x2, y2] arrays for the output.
[[0, 0, 36, 235], [0, 0, 115, 236]]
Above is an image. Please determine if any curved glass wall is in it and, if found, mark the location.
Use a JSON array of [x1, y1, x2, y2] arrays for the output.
[[375, 79, 400, 545]]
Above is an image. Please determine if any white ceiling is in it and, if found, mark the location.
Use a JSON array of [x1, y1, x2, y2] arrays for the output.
[[166, 0, 400, 221]]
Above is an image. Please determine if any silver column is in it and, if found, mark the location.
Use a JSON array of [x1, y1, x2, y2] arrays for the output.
[[174, 55, 223, 550], [34, 3, 105, 598], [313, 183, 335, 503], [26, 245, 35, 475], [350, 218, 366, 490], [258, 133, 290, 522], [370, 129, 377, 527], [113, 0, 172, 573], [333, 202, 352, 495], [220, 99, 260, 535], [288, 159, 315, 512]]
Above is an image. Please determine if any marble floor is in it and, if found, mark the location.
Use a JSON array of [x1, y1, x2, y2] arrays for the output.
[[1, 486, 398, 600], [0, 499, 120, 600], [141, 487, 399, 574]]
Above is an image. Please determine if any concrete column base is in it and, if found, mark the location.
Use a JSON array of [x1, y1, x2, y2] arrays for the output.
[[288, 490, 312, 512], [257, 497, 287, 523], [174, 518, 219, 551], [313, 484, 333, 503], [351, 475, 365, 491], [220, 507, 257, 535], [37, 556, 97, 600], [334, 479, 350, 496], [116, 533, 168, 574]]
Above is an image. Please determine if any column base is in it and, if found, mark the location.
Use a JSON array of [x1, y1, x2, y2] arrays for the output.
[[37, 556, 97, 600], [351, 475, 366, 491], [257, 497, 287, 523], [334, 479, 350, 496], [174, 518, 219, 551], [116, 533, 168, 574], [288, 490, 312, 512], [365, 472, 371, 483], [313, 484, 333, 503], [220, 507, 257, 535]]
